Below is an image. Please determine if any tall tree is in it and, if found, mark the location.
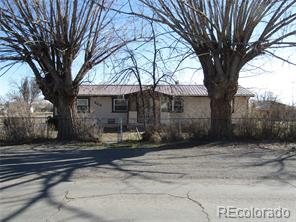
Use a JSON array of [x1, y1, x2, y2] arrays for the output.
[[0, 0, 130, 139], [130, 0, 296, 138]]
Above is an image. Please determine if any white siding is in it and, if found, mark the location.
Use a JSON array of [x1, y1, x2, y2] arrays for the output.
[[82, 96, 128, 124], [232, 97, 249, 118], [80, 96, 249, 124], [161, 96, 249, 120]]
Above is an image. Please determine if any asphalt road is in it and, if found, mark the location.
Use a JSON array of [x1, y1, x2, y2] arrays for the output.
[[0, 142, 295, 222]]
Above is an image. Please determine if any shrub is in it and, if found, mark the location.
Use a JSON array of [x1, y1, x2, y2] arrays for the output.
[[281, 121, 296, 142], [233, 117, 296, 141], [142, 126, 162, 143], [142, 117, 296, 143], [2, 116, 48, 142], [142, 123, 185, 143], [2, 102, 48, 142], [185, 119, 210, 139], [160, 124, 185, 142], [74, 118, 104, 142], [3, 116, 32, 141]]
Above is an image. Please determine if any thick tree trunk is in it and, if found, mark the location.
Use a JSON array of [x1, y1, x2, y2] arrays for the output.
[[56, 94, 77, 140], [203, 73, 238, 139], [209, 97, 232, 139], [37, 74, 79, 141], [197, 48, 240, 139]]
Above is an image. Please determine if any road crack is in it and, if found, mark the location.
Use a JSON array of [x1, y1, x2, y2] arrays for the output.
[[64, 191, 185, 200], [44, 191, 72, 222], [64, 190, 75, 201], [187, 192, 211, 222], [65, 191, 211, 221]]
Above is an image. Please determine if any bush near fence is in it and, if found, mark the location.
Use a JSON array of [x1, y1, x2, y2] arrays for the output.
[[0, 116, 295, 144], [142, 118, 210, 142], [1, 116, 48, 143], [74, 118, 104, 142], [141, 118, 296, 142], [0, 116, 105, 143], [233, 118, 296, 141]]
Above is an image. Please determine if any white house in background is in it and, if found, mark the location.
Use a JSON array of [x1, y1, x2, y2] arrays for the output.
[[74, 84, 254, 126]]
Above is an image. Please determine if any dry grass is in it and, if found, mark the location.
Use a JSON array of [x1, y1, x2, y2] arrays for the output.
[[233, 118, 296, 141], [102, 131, 141, 143]]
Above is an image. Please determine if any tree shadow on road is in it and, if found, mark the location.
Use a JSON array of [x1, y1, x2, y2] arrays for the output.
[[0, 142, 198, 222], [244, 147, 296, 187]]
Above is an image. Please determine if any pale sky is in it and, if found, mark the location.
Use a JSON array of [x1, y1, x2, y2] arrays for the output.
[[174, 53, 296, 105], [239, 58, 296, 105]]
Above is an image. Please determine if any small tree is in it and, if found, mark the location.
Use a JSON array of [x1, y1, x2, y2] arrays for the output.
[[111, 22, 187, 125], [130, 0, 296, 138], [114, 48, 148, 126], [0, 0, 131, 140], [8, 77, 41, 113]]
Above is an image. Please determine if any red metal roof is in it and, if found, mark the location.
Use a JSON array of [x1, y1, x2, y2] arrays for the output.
[[78, 85, 254, 97]]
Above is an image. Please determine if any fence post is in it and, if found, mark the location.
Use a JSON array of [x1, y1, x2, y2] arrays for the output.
[[46, 120, 49, 139], [136, 127, 141, 141], [178, 119, 182, 137], [118, 117, 123, 143]]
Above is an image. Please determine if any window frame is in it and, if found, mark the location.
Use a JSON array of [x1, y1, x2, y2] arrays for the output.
[[77, 97, 90, 113], [161, 96, 172, 112], [161, 96, 184, 113], [172, 97, 184, 113], [112, 98, 128, 113]]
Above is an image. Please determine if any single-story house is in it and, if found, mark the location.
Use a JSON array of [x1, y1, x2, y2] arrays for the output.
[[76, 84, 254, 126]]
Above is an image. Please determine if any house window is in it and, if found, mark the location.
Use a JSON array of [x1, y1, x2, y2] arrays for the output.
[[161, 96, 184, 113], [113, 98, 128, 112], [172, 97, 184, 113], [161, 96, 171, 112], [77, 98, 89, 113]]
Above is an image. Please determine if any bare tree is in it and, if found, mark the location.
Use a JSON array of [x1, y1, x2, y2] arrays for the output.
[[111, 22, 187, 126], [256, 91, 279, 103], [113, 48, 148, 127], [128, 0, 296, 138], [0, 0, 131, 139], [8, 77, 41, 113]]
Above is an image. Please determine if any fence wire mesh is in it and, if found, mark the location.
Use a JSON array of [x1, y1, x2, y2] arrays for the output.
[[1, 116, 296, 143]]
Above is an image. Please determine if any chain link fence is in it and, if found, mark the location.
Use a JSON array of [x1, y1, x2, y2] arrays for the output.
[[1, 116, 295, 144]]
